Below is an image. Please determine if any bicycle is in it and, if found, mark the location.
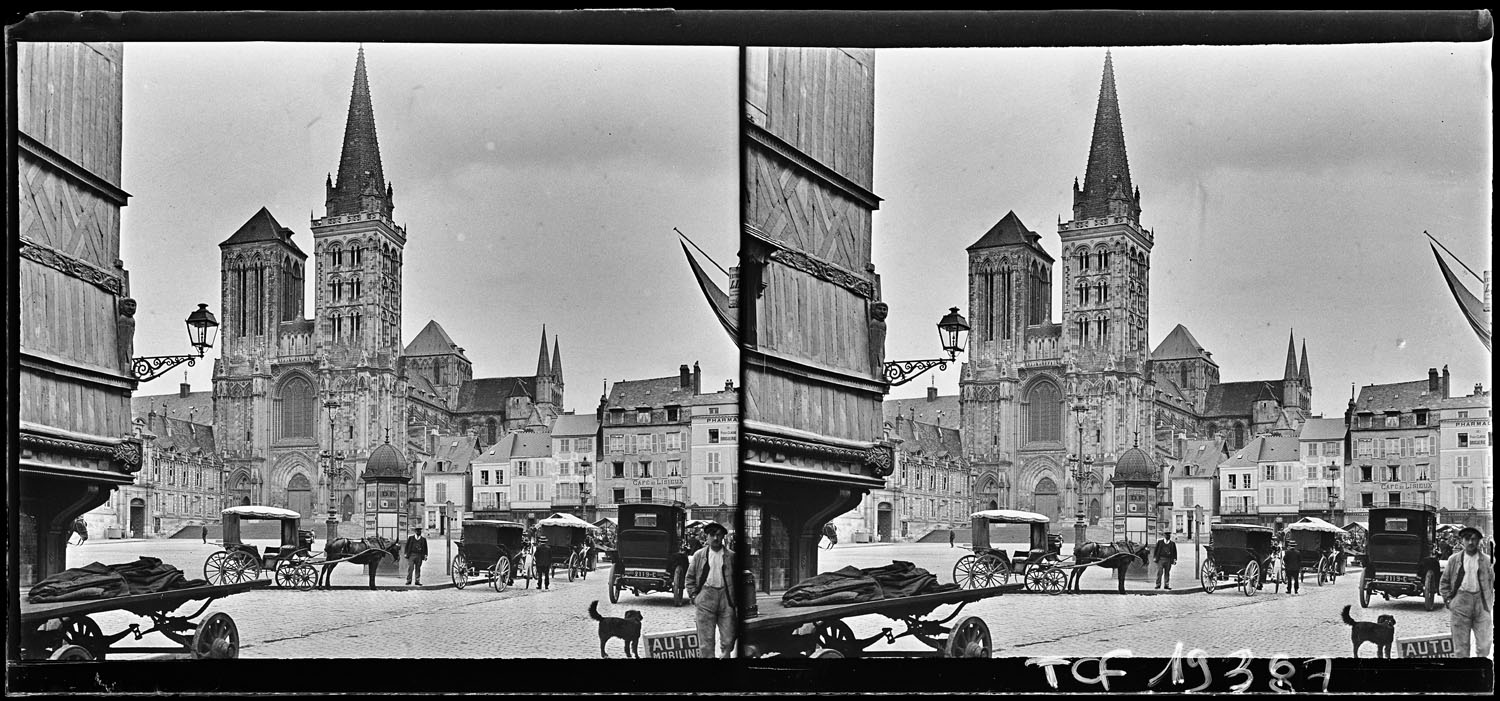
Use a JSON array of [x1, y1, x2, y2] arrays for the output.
[[513, 541, 538, 589], [1262, 549, 1289, 593]]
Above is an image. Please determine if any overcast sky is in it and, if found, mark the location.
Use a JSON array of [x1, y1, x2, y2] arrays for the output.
[[874, 44, 1492, 418], [121, 42, 738, 412]]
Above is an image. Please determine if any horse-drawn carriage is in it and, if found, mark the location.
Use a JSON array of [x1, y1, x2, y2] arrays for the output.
[[609, 501, 691, 605], [537, 513, 600, 582], [1359, 504, 1445, 610], [451, 520, 526, 591], [203, 506, 318, 591], [1285, 517, 1344, 585], [1201, 523, 1277, 596], [953, 509, 1067, 593]]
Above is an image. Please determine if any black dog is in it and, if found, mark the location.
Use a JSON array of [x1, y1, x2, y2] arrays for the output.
[[1341, 604, 1396, 658], [588, 600, 644, 658]]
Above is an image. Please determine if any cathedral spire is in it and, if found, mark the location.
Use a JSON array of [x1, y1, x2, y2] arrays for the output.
[[551, 336, 563, 380], [536, 326, 551, 378], [1298, 340, 1310, 385], [1283, 329, 1298, 381], [1073, 50, 1140, 222], [326, 46, 393, 219]]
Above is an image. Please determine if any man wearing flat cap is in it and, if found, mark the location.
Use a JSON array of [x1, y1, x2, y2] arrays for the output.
[[1439, 526, 1494, 657], [687, 521, 736, 658]]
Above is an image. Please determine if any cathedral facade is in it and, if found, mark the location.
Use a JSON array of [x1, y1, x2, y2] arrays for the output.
[[959, 53, 1313, 531], [212, 48, 563, 525]]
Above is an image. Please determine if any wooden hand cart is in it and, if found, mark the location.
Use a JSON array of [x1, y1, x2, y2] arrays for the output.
[[742, 583, 1022, 658], [19, 579, 270, 661]]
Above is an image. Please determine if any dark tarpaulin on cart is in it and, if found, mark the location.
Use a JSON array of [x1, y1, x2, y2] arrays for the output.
[[28, 557, 209, 603], [781, 560, 958, 607]]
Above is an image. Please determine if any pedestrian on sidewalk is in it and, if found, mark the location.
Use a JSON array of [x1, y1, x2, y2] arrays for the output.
[[404, 525, 428, 586], [202, 524, 209, 544], [949, 530, 956, 548], [534, 532, 553, 590], [1153, 530, 1177, 590], [688, 521, 736, 658], [1283, 538, 1302, 594], [1440, 526, 1494, 657]]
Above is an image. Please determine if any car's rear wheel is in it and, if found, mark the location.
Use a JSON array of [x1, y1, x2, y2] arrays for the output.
[[1359, 569, 1371, 608], [609, 568, 621, 604], [1423, 569, 1438, 611], [672, 564, 687, 607]]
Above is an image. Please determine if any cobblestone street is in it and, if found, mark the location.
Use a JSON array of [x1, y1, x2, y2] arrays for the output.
[[814, 542, 1461, 659], [61, 540, 698, 659]]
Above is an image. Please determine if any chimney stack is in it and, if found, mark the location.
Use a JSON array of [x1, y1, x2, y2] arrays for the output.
[[180, 381, 192, 398], [927, 385, 938, 402], [725, 379, 734, 392], [1428, 367, 1440, 392], [680, 364, 691, 389], [1476, 383, 1485, 396], [693, 361, 702, 394], [1442, 364, 1450, 398]]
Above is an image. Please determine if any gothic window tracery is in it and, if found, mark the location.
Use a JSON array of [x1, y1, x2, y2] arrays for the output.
[[275, 375, 316, 440], [1026, 380, 1063, 443]]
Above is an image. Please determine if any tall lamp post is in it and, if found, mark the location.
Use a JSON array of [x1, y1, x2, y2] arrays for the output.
[[132, 304, 219, 381], [1069, 403, 1095, 549], [882, 307, 971, 386], [322, 400, 341, 541]]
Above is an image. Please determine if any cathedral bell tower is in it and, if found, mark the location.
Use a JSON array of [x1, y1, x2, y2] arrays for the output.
[[311, 47, 408, 483], [1059, 50, 1154, 468]]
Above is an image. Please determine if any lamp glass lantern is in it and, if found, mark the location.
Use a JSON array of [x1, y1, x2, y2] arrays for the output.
[[937, 307, 970, 358], [185, 303, 219, 355]]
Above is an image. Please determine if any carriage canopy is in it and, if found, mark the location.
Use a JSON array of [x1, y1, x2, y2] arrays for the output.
[[970, 509, 1050, 524], [537, 513, 600, 530], [219, 505, 303, 547], [1286, 517, 1343, 534]]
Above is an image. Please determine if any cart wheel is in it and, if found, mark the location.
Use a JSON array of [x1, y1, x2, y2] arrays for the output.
[[952, 555, 981, 590], [609, 568, 622, 604], [672, 564, 687, 607], [49, 644, 94, 661], [61, 616, 106, 661], [1423, 570, 1438, 611], [490, 556, 511, 592], [292, 563, 318, 591], [1359, 570, 1371, 608], [568, 557, 577, 583], [943, 616, 992, 658], [225, 550, 260, 583], [452, 554, 469, 590], [191, 613, 240, 660], [203, 551, 230, 585], [1240, 560, 1260, 597], [817, 620, 857, 656], [1200, 562, 1218, 594], [809, 648, 845, 659], [1041, 568, 1067, 596], [274, 561, 313, 590], [977, 553, 1010, 586]]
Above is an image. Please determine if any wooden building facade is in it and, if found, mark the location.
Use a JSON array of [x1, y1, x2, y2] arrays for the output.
[[740, 47, 893, 594], [16, 42, 141, 585]]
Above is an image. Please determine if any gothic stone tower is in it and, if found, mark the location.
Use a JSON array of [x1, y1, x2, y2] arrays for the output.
[[960, 212, 1061, 517], [1058, 51, 1155, 486], [215, 208, 310, 509], [311, 47, 409, 500]]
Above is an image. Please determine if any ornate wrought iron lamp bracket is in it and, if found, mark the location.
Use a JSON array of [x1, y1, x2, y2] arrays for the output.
[[883, 356, 953, 387], [131, 354, 201, 382]]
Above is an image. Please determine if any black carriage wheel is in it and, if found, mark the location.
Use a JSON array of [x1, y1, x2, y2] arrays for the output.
[[61, 616, 106, 661], [452, 554, 469, 590], [978, 554, 1010, 586], [203, 552, 230, 585], [1423, 570, 1438, 611], [608, 568, 622, 604], [944, 616, 992, 658], [1240, 560, 1260, 597], [490, 556, 511, 592], [1042, 568, 1067, 596], [953, 555, 980, 590], [672, 564, 687, 607], [568, 555, 577, 583], [292, 563, 318, 591], [1200, 562, 1218, 594], [817, 620, 857, 656], [191, 613, 240, 660], [226, 550, 260, 584], [1024, 567, 1046, 592], [49, 644, 94, 661], [1359, 570, 1371, 608]]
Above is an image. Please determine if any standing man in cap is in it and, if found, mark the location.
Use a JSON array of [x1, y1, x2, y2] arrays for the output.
[[687, 521, 736, 658], [1440, 526, 1494, 657], [1282, 537, 1302, 594], [1153, 530, 1177, 590], [533, 530, 552, 590], [404, 525, 429, 586]]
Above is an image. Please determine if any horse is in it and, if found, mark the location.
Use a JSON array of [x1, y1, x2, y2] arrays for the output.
[[70, 518, 89, 545], [1067, 540, 1150, 593], [318, 536, 400, 590]]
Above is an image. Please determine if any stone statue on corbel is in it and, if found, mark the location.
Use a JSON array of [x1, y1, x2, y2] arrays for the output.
[[868, 300, 889, 378], [116, 296, 137, 372]]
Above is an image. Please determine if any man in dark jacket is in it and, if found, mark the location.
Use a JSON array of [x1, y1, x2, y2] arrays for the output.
[[533, 532, 552, 590], [1153, 531, 1178, 590], [1283, 538, 1302, 594], [404, 525, 428, 586]]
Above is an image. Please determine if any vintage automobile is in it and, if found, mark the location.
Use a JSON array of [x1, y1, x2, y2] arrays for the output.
[[609, 501, 692, 606], [1360, 504, 1445, 610]]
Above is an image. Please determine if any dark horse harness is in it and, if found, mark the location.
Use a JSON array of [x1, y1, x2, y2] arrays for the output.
[[318, 537, 400, 589]]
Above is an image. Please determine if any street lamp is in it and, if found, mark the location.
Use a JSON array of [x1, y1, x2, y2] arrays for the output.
[[132, 304, 220, 381], [1069, 403, 1095, 549], [883, 307, 971, 386], [322, 400, 341, 534]]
